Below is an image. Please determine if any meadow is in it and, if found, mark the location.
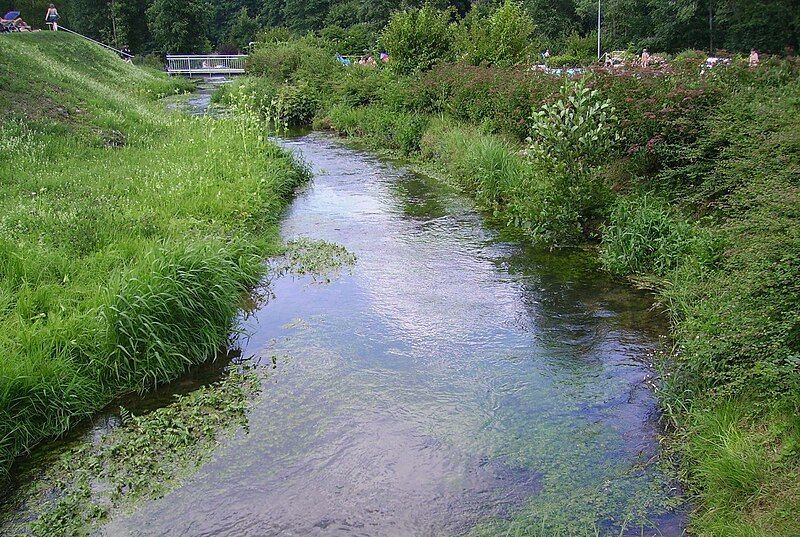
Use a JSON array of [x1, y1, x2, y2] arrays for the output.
[[0, 33, 308, 480]]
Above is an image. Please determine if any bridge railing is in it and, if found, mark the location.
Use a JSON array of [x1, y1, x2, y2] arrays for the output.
[[166, 55, 248, 76]]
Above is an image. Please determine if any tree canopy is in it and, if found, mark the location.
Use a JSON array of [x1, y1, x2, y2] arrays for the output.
[[3, 0, 796, 55]]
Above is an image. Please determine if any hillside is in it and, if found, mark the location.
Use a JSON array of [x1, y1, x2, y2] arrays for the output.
[[0, 33, 307, 480]]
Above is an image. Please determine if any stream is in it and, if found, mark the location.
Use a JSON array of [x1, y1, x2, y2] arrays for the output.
[[114, 132, 683, 535], [2, 122, 687, 535]]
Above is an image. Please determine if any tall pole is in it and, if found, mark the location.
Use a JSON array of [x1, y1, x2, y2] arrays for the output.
[[110, 0, 119, 48], [597, 0, 601, 61], [708, 3, 714, 54]]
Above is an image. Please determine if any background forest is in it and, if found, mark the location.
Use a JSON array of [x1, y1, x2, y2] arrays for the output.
[[1, 0, 798, 56]]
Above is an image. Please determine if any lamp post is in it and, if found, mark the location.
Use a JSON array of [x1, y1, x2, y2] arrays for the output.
[[110, 0, 119, 48], [597, 0, 601, 61]]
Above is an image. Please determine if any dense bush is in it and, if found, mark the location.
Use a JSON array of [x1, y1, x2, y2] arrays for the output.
[[325, 104, 429, 155], [454, 0, 539, 68], [378, 4, 456, 74], [247, 38, 341, 88], [319, 23, 377, 55], [528, 78, 621, 171]]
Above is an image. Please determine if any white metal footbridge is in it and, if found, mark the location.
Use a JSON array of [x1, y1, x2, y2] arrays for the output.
[[166, 55, 248, 76]]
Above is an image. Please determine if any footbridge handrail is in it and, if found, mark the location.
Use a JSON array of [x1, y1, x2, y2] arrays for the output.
[[166, 55, 248, 76], [58, 26, 133, 59]]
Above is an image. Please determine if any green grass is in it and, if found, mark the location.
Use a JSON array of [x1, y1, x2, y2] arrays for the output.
[[0, 33, 308, 480]]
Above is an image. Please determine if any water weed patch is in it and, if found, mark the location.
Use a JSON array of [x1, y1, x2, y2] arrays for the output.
[[0, 368, 265, 536], [276, 238, 357, 283]]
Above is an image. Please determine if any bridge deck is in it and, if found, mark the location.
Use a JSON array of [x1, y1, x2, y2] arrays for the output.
[[166, 55, 248, 76]]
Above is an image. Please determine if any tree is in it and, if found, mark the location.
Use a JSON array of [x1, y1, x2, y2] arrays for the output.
[[62, 0, 114, 41], [259, 0, 285, 27], [379, 4, 457, 74], [111, 0, 152, 53], [523, 0, 580, 40], [282, 0, 329, 32], [225, 6, 258, 50], [456, 0, 539, 66], [147, 0, 214, 53]]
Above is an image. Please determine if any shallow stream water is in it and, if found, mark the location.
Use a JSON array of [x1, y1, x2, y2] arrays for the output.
[[3, 130, 686, 536], [109, 132, 683, 535]]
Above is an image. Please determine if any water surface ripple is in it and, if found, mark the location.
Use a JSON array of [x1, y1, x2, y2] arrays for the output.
[[105, 133, 684, 536]]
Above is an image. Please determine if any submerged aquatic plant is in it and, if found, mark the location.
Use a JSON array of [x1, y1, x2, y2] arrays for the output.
[[3, 368, 264, 537], [276, 238, 357, 283]]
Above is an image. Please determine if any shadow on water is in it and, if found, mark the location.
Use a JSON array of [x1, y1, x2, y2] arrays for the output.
[[2, 131, 687, 536]]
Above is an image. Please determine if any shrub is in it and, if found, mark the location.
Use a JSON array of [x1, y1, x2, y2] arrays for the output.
[[455, 0, 539, 68], [378, 4, 456, 74], [546, 54, 583, 67], [271, 83, 319, 128], [557, 30, 598, 63], [247, 38, 341, 89], [325, 104, 429, 155], [528, 78, 621, 172], [333, 66, 392, 107], [319, 23, 376, 55], [256, 27, 296, 45]]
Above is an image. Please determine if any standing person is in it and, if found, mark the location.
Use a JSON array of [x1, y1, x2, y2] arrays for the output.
[[641, 48, 650, 68], [749, 48, 760, 68], [45, 4, 59, 31]]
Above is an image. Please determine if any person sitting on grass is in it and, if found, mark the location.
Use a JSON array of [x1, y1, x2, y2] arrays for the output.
[[45, 4, 59, 31], [14, 17, 32, 31], [749, 48, 760, 68]]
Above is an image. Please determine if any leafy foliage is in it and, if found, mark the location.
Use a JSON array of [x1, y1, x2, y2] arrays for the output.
[[600, 195, 715, 276], [455, 0, 538, 67], [378, 4, 456, 74], [146, 0, 214, 53], [527, 78, 621, 172]]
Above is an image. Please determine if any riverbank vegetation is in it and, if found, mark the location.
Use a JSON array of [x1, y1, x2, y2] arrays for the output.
[[216, 3, 800, 533], [0, 32, 308, 480]]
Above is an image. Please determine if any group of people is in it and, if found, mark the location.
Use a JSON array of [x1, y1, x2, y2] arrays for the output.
[[0, 5, 59, 33], [356, 52, 389, 66], [603, 47, 761, 70]]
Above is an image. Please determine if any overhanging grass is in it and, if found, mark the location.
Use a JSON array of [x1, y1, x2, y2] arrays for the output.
[[0, 33, 308, 480]]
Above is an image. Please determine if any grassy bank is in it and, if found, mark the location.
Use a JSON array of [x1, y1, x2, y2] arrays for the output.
[[0, 33, 308, 480], [219, 31, 800, 534]]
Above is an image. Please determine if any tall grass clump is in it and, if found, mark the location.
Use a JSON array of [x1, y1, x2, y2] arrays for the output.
[[325, 103, 429, 155], [0, 33, 307, 480], [600, 195, 717, 277], [102, 241, 263, 389]]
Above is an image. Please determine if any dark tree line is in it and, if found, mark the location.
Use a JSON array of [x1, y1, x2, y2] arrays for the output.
[[1, 0, 797, 55]]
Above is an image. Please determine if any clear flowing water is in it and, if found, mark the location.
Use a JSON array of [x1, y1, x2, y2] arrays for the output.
[[2, 131, 686, 536], [98, 132, 684, 536]]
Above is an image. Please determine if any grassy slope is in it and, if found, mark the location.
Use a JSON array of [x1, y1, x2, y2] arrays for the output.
[[0, 33, 307, 480]]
